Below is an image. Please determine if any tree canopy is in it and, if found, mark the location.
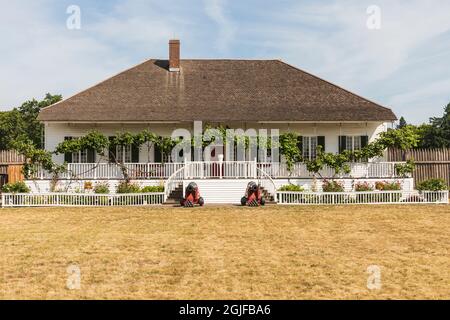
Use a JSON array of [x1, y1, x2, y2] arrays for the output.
[[417, 102, 450, 148], [0, 93, 62, 149]]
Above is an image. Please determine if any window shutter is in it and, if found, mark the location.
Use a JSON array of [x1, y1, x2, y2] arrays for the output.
[[339, 136, 347, 153], [108, 137, 116, 163], [87, 149, 95, 163], [154, 144, 162, 163], [296, 136, 303, 156], [64, 137, 73, 163], [361, 135, 369, 148], [360, 135, 369, 162], [132, 145, 140, 163], [317, 136, 325, 152]]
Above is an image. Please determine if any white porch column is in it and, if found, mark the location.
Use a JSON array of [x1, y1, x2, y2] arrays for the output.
[[218, 154, 224, 179]]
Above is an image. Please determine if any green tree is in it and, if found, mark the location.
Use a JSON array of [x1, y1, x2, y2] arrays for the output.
[[377, 125, 420, 150], [0, 109, 27, 149], [18, 93, 62, 148], [422, 103, 450, 148], [397, 116, 407, 129]]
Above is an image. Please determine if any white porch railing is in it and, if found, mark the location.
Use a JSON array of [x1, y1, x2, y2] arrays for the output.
[[276, 191, 449, 205], [1, 192, 165, 207], [184, 161, 257, 179], [31, 162, 184, 180], [257, 167, 277, 197], [257, 162, 407, 179], [29, 161, 408, 180], [164, 166, 185, 201]]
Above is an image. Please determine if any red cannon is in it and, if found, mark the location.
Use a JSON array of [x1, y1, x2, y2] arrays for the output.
[[181, 182, 205, 207], [241, 181, 265, 206]]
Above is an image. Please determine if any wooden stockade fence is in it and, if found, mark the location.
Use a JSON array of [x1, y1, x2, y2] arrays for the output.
[[0, 150, 25, 189], [0, 150, 25, 164], [386, 148, 450, 187]]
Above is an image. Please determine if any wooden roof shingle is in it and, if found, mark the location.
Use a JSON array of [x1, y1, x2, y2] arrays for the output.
[[38, 59, 397, 122]]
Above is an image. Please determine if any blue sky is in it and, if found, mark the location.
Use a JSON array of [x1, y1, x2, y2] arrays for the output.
[[1, 0, 450, 124]]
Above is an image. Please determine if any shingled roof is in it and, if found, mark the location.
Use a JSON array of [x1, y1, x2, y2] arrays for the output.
[[38, 59, 396, 122]]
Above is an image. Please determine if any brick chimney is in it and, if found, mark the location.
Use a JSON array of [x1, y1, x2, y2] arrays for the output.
[[169, 39, 180, 72]]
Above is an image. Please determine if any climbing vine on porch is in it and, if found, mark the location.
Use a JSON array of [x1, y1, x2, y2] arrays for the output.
[[14, 124, 419, 184], [54, 130, 177, 181], [304, 126, 419, 179], [11, 139, 67, 191]]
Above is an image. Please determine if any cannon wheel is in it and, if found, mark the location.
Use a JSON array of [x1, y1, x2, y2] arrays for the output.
[[260, 196, 266, 206], [198, 197, 205, 206], [184, 200, 194, 207], [241, 197, 247, 206]]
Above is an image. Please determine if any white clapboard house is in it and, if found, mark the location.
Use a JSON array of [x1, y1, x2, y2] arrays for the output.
[[32, 40, 412, 204]]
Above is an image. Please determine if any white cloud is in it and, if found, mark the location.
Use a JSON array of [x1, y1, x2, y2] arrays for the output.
[[0, 1, 118, 108], [240, 0, 450, 123], [203, 0, 236, 53]]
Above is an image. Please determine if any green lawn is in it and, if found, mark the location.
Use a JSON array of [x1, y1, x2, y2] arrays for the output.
[[0, 205, 449, 299]]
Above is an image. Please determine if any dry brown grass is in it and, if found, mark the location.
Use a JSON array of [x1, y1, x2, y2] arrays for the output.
[[0, 205, 449, 300]]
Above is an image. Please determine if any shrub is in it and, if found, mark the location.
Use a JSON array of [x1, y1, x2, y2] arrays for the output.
[[322, 180, 344, 192], [116, 181, 141, 194], [1, 181, 31, 193], [394, 160, 415, 178], [94, 182, 110, 194], [278, 184, 304, 192], [417, 179, 448, 191], [382, 181, 402, 191], [354, 181, 374, 192], [375, 181, 401, 191], [375, 181, 384, 191], [84, 181, 93, 190], [141, 185, 164, 193]]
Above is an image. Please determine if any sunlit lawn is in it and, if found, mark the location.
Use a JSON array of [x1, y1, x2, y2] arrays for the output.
[[0, 205, 449, 299]]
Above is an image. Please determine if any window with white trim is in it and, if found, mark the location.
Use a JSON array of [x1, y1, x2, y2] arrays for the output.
[[117, 145, 132, 163], [72, 149, 88, 163], [162, 152, 171, 163], [346, 136, 362, 152], [302, 136, 318, 160]]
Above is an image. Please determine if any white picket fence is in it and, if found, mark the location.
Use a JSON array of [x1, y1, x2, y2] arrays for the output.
[[276, 191, 449, 205], [1, 192, 165, 207], [1, 190, 447, 207]]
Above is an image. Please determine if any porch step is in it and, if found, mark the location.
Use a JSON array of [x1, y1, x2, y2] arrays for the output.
[[260, 186, 275, 202], [165, 185, 183, 204]]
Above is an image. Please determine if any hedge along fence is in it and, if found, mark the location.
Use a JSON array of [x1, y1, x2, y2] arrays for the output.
[[1, 192, 165, 207], [276, 191, 449, 205]]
